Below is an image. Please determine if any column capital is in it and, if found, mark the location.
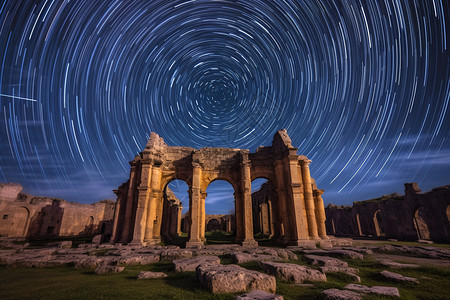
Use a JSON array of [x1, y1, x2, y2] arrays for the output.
[[299, 158, 311, 166], [313, 189, 324, 197]]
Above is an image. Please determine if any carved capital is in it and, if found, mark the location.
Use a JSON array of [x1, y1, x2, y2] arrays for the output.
[[300, 159, 311, 166]]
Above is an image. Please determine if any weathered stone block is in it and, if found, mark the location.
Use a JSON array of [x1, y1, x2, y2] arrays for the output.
[[260, 261, 326, 283]]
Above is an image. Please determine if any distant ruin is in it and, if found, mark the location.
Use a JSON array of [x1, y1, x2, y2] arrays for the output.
[[325, 183, 450, 242], [0, 183, 115, 240], [112, 129, 328, 247]]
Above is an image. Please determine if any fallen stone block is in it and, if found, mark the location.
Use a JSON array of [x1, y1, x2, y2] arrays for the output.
[[95, 265, 125, 274], [115, 254, 160, 266], [378, 259, 419, 269], [326, 250, 363, 260], [321, 288, 362, 300], [196, 264, 276, 294], [232, 253, 281, 264], [380, 270, 418, 283], [320, 267, 360, 282], [160, 249, 192, 261], [260, 261, 326, 283], [304, 255, 348, 268], [345, 284, 400, 297], [235, 289, 283, 300], [137, 271, 167, 279], [173, 256, 220, 272]]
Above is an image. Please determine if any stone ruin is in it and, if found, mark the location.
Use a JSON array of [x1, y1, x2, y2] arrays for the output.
[[325, 183, 450, 242], [112, 129, 329, 247], [0, 183, 115, 240]]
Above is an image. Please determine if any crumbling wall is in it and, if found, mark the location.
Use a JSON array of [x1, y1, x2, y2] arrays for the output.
[[325, 183, 450, 242]]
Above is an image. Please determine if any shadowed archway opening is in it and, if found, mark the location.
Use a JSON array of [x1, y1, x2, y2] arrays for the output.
[[413, 207, 431, 240], [251, 178, 277, 245], [204, 180, 235, 244], [161, 179, 188, 245]]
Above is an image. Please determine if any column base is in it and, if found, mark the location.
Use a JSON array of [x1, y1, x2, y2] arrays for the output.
[[315, 238, 333, 249], [185, 239, 204, 248], [239, 239, 258, 247], [142, 238, 161, 246], [287, 239, 317, 249]]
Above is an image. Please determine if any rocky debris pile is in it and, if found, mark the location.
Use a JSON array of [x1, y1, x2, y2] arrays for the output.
[[304, 255, 360, 282], [196, 264, 276, 294], [235, 289, 284, 300]]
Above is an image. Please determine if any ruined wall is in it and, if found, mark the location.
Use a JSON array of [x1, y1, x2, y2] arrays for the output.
[[0, 183, 115, 239], [251, 182, 275, 236], [325, 183, 450, 242]]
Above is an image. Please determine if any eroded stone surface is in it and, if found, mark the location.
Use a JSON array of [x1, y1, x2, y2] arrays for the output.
[[137, 271, 167, 279], [344, 284, 400, 297], [304, 255, 348, 268], [380, 270, 418, 283], [233, 253, 281, 264], [235, 289, 284, 300], [160, 249, 192, 261], [378, 259, 419, 269], [196, 264, 276, 294], [173, 255, 220, 272], [260, 261, 326, 283], [321, 289, 362, 300]]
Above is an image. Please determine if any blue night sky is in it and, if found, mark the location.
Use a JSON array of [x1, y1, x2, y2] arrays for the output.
[[0, 1, 449, 214]]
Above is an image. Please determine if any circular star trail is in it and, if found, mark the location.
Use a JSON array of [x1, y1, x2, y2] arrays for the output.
[[0, 0, 449, 205]]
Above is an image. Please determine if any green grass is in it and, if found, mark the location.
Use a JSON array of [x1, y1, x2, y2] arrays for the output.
[[1, 252, 449, 299]]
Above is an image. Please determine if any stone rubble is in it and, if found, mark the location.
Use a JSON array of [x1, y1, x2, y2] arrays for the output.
[[378, 259, 419, 269], [173, 255, 220, 272], [196, 264, 276, 294], [344, 284, 400, 297], [321, 288, 362, 300], [136, 271, 168, 279], [260, 261, 327, 283]]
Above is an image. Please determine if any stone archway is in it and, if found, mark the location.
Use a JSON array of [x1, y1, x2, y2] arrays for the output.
[[111, 130, 328, 247]]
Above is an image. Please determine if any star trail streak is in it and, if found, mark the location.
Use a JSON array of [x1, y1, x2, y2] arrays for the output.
[[0, 0, 449, 206]]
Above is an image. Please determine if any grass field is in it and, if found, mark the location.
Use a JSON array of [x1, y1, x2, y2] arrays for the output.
[[1, 251, 449, 300]]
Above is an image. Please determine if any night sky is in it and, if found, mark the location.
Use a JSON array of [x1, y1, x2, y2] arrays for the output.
[[0, 1, 449, 214]]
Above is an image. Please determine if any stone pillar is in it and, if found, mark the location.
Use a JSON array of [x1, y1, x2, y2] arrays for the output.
[[111, 189, 123, 243], [260, 203, 269, 235], [120, 163, 137, 243], [186, 163, 203, 247], [200, 192, 207, 241], [177, 206, 182, 235], [234, 190, 244, 242], [300, 159, 319, 240], [268, 200, 275, 238], [143, 165, 162, 244], [274, 161, 291, 242], [313, 189, 328, 239], [240, 162, 257, 246], [287, 155, 310, 243], [131, 161, 153, 245]]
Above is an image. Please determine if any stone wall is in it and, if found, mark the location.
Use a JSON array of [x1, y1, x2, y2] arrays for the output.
[[325, 183, 450, 242], [0, 183, 115, 239]]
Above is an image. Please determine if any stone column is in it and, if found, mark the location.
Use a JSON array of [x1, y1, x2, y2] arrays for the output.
[[177, 206, 182, 236], [111, 189, 123, 243], [300, 159, 319, 240], [268, 200, 275, 238], [200, 192, 207, 241], [131, 161, 153, 245], [186, 163, 203, 247], [313, 189, 328, 239], [143, 165, 162, 244], [234, 190, 244, 242], [274, 160, 291, 242], [240, 162, 257, 246], [120, 163, 137, 243]]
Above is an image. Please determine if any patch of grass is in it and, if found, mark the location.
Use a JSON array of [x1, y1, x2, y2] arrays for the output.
[[205, 231, 234, 245]]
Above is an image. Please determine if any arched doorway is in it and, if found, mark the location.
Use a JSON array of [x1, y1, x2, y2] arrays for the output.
[[161, 179, 188, 244], [413, 207, 431, 240], [204, 180, 235, 244], [251, 178, 276, 242], [373, 210, 385, 236]]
